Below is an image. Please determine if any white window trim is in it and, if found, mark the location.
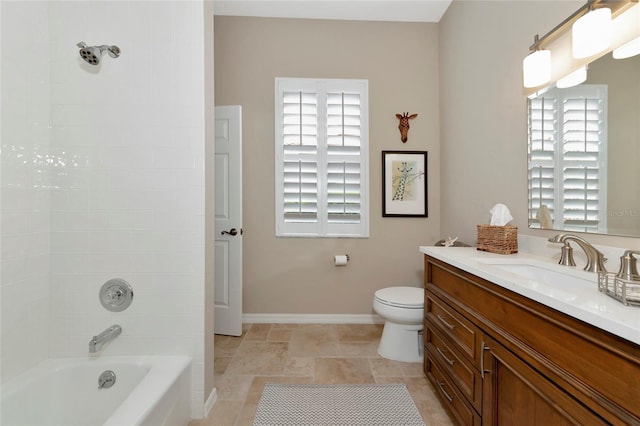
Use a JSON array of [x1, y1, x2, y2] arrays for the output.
[[275, 77, 369, 238]]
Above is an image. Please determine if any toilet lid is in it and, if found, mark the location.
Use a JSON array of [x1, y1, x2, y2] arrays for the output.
[[374, 286, 423, 308]]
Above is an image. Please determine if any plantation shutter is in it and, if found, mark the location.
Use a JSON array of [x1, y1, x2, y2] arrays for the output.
[[528, 85, 607, 232], [561, 90, 607, 232], [275, 78, 369, 237], [326, 91, 362, 225], [528, 95, 558, 226], [282, 90, 318, 224]]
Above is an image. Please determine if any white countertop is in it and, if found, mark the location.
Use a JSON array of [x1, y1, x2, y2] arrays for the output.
[[420, 246, 640, 346]]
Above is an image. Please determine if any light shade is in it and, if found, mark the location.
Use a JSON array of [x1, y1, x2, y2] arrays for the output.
[[556, 66, 587, 88], [572, 8, 612, 59], [613, 36, 640, 59], [523, 49, 551, 88]]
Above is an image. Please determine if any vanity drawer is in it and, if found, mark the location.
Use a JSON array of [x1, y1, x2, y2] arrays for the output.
[[425, 292, 482, 367], [425, 354, 481, 426], [425, 324, 482, 412]]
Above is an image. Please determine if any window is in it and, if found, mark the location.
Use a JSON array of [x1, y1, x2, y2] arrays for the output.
[[528, 85, 608, 233], [275, 78, 369, 237]]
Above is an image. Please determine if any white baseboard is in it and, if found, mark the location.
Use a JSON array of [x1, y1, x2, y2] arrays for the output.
[[242, 313, 384, 324], [203, 387, 218, 419]]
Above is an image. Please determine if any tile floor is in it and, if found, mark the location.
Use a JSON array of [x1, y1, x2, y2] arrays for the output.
[[190, 323, 453, 426]]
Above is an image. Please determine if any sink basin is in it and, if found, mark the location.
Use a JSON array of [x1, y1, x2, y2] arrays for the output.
[[487, 263, 583, 285], [475, 259, 597, 301]]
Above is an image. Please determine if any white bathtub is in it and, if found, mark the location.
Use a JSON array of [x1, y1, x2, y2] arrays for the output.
[[0, 356, 192, 426]]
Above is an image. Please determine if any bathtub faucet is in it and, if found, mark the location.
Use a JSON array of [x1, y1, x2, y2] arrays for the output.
[[89, 324, 122, 353]]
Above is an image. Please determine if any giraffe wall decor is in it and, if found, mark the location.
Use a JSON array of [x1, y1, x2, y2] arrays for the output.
[[395, 112, 417, 143], [392, 161, 413, 201], [382, 151, 428, 217]]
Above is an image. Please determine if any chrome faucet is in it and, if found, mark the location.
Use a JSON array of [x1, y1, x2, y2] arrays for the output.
[[548, 233, 607, 273], [89, 324, 122, 353]]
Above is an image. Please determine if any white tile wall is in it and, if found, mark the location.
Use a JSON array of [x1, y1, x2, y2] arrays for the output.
[[2, 0, 206, 419], [1, 0, 52, 383]]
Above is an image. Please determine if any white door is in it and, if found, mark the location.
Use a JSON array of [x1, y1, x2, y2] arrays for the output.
[[214, 105, 243, 336]]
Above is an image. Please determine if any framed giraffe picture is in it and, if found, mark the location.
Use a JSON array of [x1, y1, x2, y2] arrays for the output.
[[382, 151, 428, 217]]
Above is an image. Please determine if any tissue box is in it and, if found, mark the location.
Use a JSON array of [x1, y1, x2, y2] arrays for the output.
[[476, 225, 518, 255]]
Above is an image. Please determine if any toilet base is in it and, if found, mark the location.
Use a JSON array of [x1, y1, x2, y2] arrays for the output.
[[377, 321, 423, 363]]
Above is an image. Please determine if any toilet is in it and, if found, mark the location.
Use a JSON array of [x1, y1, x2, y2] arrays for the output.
[[373, 286, 424, 363]]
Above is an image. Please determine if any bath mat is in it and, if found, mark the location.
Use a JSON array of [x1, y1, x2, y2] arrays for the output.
[[252, 383, 426, 426]]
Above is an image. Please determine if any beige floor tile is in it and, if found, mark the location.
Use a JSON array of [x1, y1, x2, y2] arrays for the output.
[[288, 325, 341, 357], [270, 323, 301, 330], [369, 357, 405, 377], [339, 341, 379, 357], [214, 374, 255, 401], [283, 356, 315, 376], [267, 328, 292, 342], [224, 341, 289, 375], [214, 356, 232, 375], [214, 334, 244, 358], [336, 323, 383, 342], [314, 357, 375, 384], [244, 324, 271, 341], [401, 361, 425, 377]]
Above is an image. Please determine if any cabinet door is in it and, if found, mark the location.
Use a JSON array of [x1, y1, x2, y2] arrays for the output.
[[481, 335, 606, 426]]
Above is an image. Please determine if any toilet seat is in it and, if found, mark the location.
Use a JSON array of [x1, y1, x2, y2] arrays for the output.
[[374, 287, 423, 309]]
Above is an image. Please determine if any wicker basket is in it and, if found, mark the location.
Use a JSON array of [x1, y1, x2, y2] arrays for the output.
[[476, 225, 518, 255]]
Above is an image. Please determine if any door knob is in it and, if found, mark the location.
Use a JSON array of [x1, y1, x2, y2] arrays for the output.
[[221, 228, 238, 236]]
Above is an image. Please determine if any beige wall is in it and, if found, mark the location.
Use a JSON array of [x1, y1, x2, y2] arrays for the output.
[[439, 1, 577, 245], [438, 1, 640, 250], [214, 16, 440, 314], [587, 53, 640, 235]]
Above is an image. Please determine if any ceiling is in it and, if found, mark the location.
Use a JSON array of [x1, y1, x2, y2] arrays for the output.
[[213, 0, 453, 23]]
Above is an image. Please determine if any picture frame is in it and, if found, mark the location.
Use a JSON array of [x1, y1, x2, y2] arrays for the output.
[[382, 151, 428, 217]]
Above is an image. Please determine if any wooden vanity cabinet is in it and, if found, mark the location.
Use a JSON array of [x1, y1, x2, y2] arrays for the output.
[[481, 334, 606, 425], [423, 255, 640, 426]]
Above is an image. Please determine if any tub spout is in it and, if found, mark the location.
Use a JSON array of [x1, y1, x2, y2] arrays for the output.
[[89, 325, 122, 353]]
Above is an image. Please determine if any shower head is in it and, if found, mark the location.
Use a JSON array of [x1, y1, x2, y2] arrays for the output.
[[76, 42, 120, 65]]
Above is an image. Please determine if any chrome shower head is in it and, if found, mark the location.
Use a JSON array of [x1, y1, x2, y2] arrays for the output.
[[76, 42, 120, 65]]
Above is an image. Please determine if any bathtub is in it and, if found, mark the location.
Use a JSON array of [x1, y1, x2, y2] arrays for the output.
[[0, 356, 192, 426]]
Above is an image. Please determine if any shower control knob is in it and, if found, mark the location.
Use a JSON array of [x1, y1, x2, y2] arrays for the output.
[[99, 278, 134, 312], [104, 288, 124, 303]]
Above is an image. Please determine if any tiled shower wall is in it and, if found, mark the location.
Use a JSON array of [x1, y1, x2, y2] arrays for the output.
[[1, 1, 52, 383], [2, 1, 206, 417]]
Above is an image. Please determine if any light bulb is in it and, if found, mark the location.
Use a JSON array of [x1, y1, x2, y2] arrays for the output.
[[572, 8, 612, 59], [556, 67, 587, 88], [523, 49, 551, 88], [613, 36, 640, 59]]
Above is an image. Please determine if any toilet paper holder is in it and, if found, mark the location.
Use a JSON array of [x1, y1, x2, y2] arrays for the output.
[[334, 254, 350, 266]]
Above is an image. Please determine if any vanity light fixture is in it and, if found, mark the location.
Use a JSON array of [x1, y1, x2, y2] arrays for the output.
[[613, 35, 640, 58], [572, 6, 612, 58], [523, 35, 551, 88], [522, 1, 638, 89], [556, 66, 588, 88]]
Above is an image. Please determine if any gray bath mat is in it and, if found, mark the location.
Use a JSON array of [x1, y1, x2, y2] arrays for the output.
[[253, 383, 426, 426]]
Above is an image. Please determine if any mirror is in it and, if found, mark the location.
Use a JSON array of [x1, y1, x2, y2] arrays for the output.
[[528, 52, 640, 237]]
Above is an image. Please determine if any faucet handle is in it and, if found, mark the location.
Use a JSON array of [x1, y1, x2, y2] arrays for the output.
[[558, 242, 576, 266], [618, 250, 640, 280]]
